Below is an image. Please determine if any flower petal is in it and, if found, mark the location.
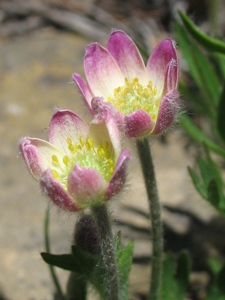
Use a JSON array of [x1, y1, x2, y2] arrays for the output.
[[49, 110, 89, 153], [19, 137, 62, 180], [107, 30, 147, 84], [124, 109, 155, 138], [40, 170, 80, 212], [91, 97, 124, 129], [90, 103, 122, 160], [72, 73, 94, 114], [152, 90, 179, 135], [165, 58, 178, 91], [84, 42, 124, 98], [68, 165, 107, 208], [106, 148, 131, 199], [146, 39, 177, 96]]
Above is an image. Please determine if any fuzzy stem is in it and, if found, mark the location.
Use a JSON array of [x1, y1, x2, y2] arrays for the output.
[[136, 138, 163, 300], [91, 203, 119, 300]]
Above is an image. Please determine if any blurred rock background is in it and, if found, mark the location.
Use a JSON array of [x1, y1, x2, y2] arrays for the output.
[[1, 0, 225, 299]]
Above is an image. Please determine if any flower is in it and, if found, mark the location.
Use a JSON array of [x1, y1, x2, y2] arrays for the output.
[[19, 109, 130, 212], [73, 30, 179, 138]]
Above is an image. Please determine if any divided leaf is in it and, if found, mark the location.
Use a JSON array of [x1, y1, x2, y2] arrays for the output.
[[162, 252, 190, 300]]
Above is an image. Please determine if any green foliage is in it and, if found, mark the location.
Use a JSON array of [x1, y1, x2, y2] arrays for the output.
[[188, 147, 225, 216], [178, 11, 225, 54], [115, 232, 134, 300], [217, 83, 225, 143], [41, 246, 106, 298], [41, 234, 134, 300], [205, 263, 225, 300], [162, 252, 190, 300], [176, 12, 225, 217], [179, 114, 225, 157]]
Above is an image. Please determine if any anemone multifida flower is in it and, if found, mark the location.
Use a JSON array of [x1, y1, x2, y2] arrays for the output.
[[20, 109, 130, 211], [73, 30, 179, 139]]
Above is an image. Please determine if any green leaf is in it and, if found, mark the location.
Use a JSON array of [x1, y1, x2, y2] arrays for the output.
[[214, 53, 225, 79], [207, 179, 220, 207], [188, 167, 207, 199], [66, 272, 87, 300], [179, 11, 225, 54], [217, 83, 225, 143], [208, 257, 223, 275], [204, 146, 224, 190], [175, 252, 191, 298], [175, 22, 221, 110], [115, 232, 134, 300], [162, 252, 190, 300], [180, 114, 225, 157], [41, 248, 97, 275], [198, 158, 214, 186], [191, 48, 221, 107], [206, 263, 225, 300], [42, 247, 106, 298]]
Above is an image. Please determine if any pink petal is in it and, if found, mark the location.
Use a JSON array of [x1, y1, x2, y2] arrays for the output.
[[19, 137, 62, 180], [146, 39, 177, 95], [165, 58, 178, 91], [84, 42, 124, 98], [68, 165, 107, 207], [106, 148, 131, 199], [72, 73, 94, 114], [107, 30, 148, 84], [40, 170, 80, 212], [91, 97, 124, 129], [152, 90, 179, 135], [124, 110, 155, 138], [49, 110, 89, 153]]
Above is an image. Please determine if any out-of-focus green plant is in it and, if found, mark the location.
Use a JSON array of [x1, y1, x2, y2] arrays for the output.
[[176, 12, 225, 217]]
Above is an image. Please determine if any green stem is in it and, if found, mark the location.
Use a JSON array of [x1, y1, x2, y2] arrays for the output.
[[136, 138, 163, 300], [91, 204, 119, 300], [44, 206, 66, 300]]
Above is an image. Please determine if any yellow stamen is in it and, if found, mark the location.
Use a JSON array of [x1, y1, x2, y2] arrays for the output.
[[52, 170, 59, 178], [108, 158, 114, 167], [63, 155, 70, 166], [79, 137, 85, 146], [52, 155, 60, 166], [68, 143, 75, 153], [67, 137, 72, 145]]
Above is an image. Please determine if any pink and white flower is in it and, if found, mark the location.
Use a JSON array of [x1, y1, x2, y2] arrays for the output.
[[20, 109, 130, 212], [73, 30, 179, 138]]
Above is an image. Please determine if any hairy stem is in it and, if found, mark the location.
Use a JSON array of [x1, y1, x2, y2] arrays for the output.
[[91, 204, 119, 300], [136, 138, 163, 300]]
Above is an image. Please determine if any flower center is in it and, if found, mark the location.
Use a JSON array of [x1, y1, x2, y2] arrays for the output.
[[107, 77, 160, 121], [51, 136, 114, 189]]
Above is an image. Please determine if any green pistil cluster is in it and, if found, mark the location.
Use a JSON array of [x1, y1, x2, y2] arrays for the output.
[[107, 77, 160, 121], [51, 136, 114, 189]]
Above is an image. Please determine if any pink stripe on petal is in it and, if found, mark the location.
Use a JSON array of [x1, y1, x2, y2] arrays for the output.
[[68, 165, 107, 207], [73, 73, 94, 114], [40, 170, 80, 212], [19, 137, 61, 180], [84, 43, 124, 98], [124, 110, 155, 138], [107, 30, 148, 84], [147, 39, 177, 94], [49, 110, 89, 153], [106, 148, 131, 199], [152, 90, 179, 135]]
